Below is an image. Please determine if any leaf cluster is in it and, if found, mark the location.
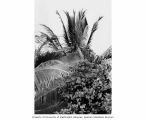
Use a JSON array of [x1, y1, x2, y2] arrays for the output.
[[55, 60, 112, 114]]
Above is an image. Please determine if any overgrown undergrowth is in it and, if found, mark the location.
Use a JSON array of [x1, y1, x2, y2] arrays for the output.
[[54, 60, 112, 114]]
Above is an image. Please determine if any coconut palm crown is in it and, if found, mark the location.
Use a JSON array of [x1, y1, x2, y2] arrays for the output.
[[56, 10, 103, 59]]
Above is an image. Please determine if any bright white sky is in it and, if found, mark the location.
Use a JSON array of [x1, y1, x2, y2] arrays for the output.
[[35, 0, 111, 55]]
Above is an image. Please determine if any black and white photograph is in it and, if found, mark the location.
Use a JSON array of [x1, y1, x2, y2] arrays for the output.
[[35, 0, 111, 114], [1, 0, 146, 119]]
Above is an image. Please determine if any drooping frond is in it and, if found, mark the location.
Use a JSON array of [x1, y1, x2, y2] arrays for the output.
[[56, 11, 71, 47], [40, 32, 58, 51], [35, 59, 80, 113], [35, 33, 51, 56], [35, 60, 71, 101], [35, 35, 42, 43], [40, 24, 55, 37], [35, 34, 47, 44], [41, 24, 64, 50], [87, 16, 103, 46]]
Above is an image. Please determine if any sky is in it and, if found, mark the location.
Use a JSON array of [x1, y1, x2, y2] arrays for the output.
[[35, 0, 111, 55]]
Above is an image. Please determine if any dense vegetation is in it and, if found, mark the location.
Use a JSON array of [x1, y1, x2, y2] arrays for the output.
[[56, 60, 112, 114], [34, 10, 111, 114]]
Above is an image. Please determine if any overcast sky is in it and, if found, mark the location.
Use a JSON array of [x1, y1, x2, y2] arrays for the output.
[[35, 0, 111, 55]]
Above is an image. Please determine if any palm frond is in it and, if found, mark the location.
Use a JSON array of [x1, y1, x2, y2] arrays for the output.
[[35, 34, 46, 44], [57, 10, 89, 50], [35, 33, 51, 56], [40, 24, 55, 37], [87, 16, 103, 46], [35, 51, 64, 67], [41, 24, 64, 50], [75, 10, 88, 47], [53, 38, 64, 50], [40, 32, 58, 51], [56, 11, 72, 47], [64, 11, 77, 48], [35, 60, 72, 101], [80, 25, 88, 47], [35, 35, 42, 43]]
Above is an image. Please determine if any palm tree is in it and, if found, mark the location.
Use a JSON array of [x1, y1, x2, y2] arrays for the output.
[[56, 10, 103, 59], [34, 10, 103, 113], [36, 10, 103, 62]]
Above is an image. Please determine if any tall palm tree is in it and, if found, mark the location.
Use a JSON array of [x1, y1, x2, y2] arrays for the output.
[[56, 10, 103, 59]]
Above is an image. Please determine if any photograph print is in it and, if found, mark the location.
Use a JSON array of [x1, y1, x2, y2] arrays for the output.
[[35, 0, 112, 114]]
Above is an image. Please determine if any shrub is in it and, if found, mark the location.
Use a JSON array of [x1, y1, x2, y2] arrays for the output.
[[55, 60, 112, 114]]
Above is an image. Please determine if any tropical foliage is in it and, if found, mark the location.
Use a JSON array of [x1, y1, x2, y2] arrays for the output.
[[34, 10, 111, 114], [56, 10, 103, 59], [55, 60, 111, 114]]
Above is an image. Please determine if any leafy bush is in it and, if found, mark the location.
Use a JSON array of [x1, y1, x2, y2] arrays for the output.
[[55, 60, 112, 114]]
